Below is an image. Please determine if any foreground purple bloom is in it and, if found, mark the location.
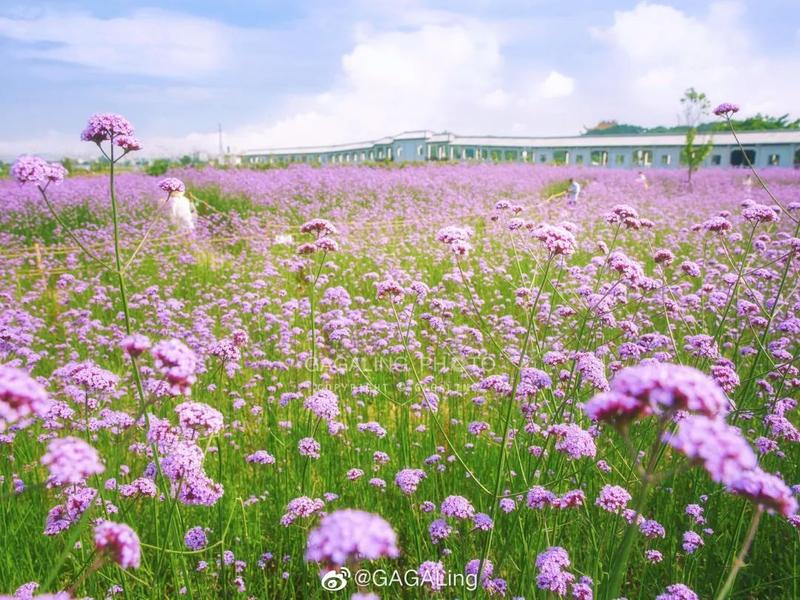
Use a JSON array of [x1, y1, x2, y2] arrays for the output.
[[535, 546, 574, 595], [298, 437, 321, 459], [184, 526, 208, 551], [80, 113, 135, 143], [531, 224, 576, 256], [94, 521, 141, 569], [417, 560, 446, 591], [713, 102, 739, 117], [584, 363, 730, 425], [664, 415, 756, 485], [440, 495, 476, 519], [595, 484, 632, 513], [175, 401, 224, 438], [656, 583, 698, 600], [728, 469, 798, 517], [281, 496, 325, 526], [41, 437, 105, 485], [158, 178, 186, 194], [151, 339, 198, 395], [395, 468, 427, 495], [0, 365, 50, 432], [304, 389, 340, 422], [120, 333, 151, 357], [300, 218, 337, 237], [305, 509, 399, 567], [11, 156, 49, 185]]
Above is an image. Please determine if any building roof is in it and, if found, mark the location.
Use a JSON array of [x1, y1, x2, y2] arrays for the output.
[[456, 130, 800, 148], [241, 129, 800, 156]]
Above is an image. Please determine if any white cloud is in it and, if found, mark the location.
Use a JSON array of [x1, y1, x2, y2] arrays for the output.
[[589, 1, 800, 125], [538, 71, 575, 99], [226, 21, 511, 150], [220, 19, 587, 152], [0, 8, 234, 78]]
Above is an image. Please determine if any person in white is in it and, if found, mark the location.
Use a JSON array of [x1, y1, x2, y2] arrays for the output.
[[168, 190, 197, 231], [567, 178, 581, 206], [637, 171, 649, 189]]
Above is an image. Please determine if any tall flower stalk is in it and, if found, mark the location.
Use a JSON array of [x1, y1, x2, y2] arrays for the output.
[[477, 254, 554, 583], [15, 114, 186, 591]]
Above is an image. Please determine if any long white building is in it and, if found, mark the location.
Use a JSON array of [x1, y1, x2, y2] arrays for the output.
[[241, 129, 800, 169]]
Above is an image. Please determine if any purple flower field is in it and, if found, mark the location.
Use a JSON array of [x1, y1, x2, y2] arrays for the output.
[[1, 126, 799, 599]]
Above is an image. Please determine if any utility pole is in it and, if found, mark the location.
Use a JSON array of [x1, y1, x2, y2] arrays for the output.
[[218, 123, 224, 163]]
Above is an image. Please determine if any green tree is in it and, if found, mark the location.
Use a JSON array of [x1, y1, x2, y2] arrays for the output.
[[61, 157, 74, 176], [679, 88, 712, 185], [146, 158, 170, 176]]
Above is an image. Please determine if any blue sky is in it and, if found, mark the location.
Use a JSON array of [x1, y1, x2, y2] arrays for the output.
[[0, 0, 798, 159]]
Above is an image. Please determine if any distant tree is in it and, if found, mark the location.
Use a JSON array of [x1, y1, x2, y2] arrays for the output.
[[61, 158, 74, 175], [90, 157, 111, 172], [679, 88, 713, 185], [0, 161, 8, 178], [709, 113, 800, 132], [180, 155, 193, 166], [583, 120, 646, 136], [584, 113, 799, 137], [146, 159, 170, 176]]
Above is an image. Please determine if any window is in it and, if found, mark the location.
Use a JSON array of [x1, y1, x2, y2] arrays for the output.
[[465, 148, 475, 159], [768, 154, 780, 166], [506, 150, 518, 161], [730, 149, 755, 166], [590, 150, 608, 166], [711, 154, 721, 165], [417, 145, 424, 157], [396, 146, 403, 157], [575, 154, 584, 165], [661, 154, 671, 165], [631, 149, 652, 166], [539, 154, 547, 163], [615, 154, 625, 166], [553, 150, 568, 165]]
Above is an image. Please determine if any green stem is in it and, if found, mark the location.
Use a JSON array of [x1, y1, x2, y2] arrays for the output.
[[715, 507, 763, 600], [37, 186, 114, 271], [477, 255, 553, 586], [604, 423, 665, 600]]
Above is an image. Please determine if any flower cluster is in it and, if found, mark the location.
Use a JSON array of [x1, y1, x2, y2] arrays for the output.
[[583, 363, 730, 424], [0, 365, 50, 432], [305, 509, 399, 567], [151, 339, 199, 395], [94, 521, 141, 569], [40, 437, 105, 486]]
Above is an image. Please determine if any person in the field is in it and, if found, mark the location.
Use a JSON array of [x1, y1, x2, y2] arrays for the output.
[[168, 189, 197, 231], [567, 178, 581, 206]]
